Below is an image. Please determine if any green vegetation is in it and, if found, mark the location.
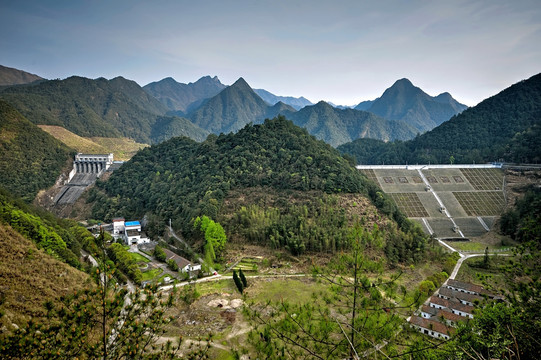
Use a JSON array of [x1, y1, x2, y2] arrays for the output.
[[129, 251, 150, 263], [141, 268, 163, 282], [0, 187, 96, 267], [194, 215, 227, 261], [338, 73, 541, 164], [0, 239, 210, 359], [0, 76, 208, 144], [245, 231, 405, 359], [285, 101, 418, 147], [153, 244, 166, 262], [107, 242, 143, 284], [89, 116, 421, 257], [0, 100, 74, 201], [233, 270, 244, 294], [500, 185, 541, 242]]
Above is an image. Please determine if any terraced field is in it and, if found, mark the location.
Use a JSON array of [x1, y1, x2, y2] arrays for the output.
[[453, 191, 505, 216], [360, 166, 506, 238]]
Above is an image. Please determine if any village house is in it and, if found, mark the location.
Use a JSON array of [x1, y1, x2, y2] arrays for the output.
[[410, 280, 495, 339], [109, 218, 149, 245], [409, 315, 453, 340], [438, 287, 483, 306], [428, 295, 475, 318], [162, 248, 202, 274], [420, 305, 467, 327]]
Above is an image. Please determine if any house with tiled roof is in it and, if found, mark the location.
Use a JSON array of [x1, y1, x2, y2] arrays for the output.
[[162, 248, 201, 274], [409, 315, 454, 340], [420, 305, 467, 326], [428, 295, 475, 318], [446, 279, 484, 295], [438, 287, 483, 306]]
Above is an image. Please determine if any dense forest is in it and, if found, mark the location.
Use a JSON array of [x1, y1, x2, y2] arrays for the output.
[[338, 73, 541, 164], [0, 76, 209, 144], [0, 100, 74, 201], [89, 116, 424, 258]]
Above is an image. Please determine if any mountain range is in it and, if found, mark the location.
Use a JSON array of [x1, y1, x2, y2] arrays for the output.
[[143, 76, 227, 114], [354, 78, 468, 133], [0, 64, 468, 148], [0, 75, 208, 144], [339, 73, 541, 164]]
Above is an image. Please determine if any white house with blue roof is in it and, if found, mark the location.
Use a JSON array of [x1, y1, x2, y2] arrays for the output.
[[110, 218, 149, 245]]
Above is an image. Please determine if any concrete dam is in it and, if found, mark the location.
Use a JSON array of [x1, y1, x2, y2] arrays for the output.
[[53, 153, 117, 205]]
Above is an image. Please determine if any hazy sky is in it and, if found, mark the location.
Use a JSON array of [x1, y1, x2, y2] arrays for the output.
[[1, 0, 540, 106]]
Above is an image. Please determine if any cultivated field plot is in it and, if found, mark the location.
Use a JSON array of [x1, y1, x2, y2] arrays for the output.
[[421, 169, 474, 192], [427, 218, 458, 238], [417, 192, 447, 218], [360, 169, 378, 184], [481, 216, 497, 229], [453, 191, 505, 216], [388, 193, 429, 217], [436, 192, 468, 217], [461, 168, 504, 191], [373, 169, 426, 192], [454, 218, 488, 237]]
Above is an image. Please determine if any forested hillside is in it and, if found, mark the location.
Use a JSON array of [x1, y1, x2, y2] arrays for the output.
[[0, 76, 208, 144], [285, 101, 418, 147], [89, 117, 424, 257], [0, 100, 74, 201], [339, 73, 541, 164]]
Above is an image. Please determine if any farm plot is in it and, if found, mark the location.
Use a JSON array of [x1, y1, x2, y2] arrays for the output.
[[360, 169, 378, 184], [461, 168, 504, 190], [372, 169, 426, 192], [454, 217, 488, 238], [427, 218, 458, 238], [436, 192, 468, 217], [421, 169, 474, 191], [453, 191, 505, 216], [481, 216, 497, 229], [388, 193, 429, 217]]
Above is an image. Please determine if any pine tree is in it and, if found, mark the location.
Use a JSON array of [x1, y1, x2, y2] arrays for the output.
[[239, 268, 248, 288], [233, 270, 244, 294]]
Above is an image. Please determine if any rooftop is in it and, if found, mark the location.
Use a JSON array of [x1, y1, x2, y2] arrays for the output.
[[409, 315, 454, 336], [125, 221, 141, 227]]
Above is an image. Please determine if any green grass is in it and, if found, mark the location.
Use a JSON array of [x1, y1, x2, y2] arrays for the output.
[[455, 256, 512, 292], [197, 279, 238, 295], [141, 268, 163, 281], [248, 277, 330, 305], [130, 252, 150, 263], [443, 241, 513, 252]]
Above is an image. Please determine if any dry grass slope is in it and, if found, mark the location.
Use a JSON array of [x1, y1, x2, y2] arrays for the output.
[[0, 223, 91, 329], [38, 125, 148, 161]]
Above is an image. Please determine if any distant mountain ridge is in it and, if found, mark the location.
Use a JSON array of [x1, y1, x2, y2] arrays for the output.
[[187, 77, 294, 134], [254, 88, 313, 110], [339, 73, 541, 164], [355, 78, 467, 132], [0, 76, 208, 144], [143, 76, 227, 114], [284, 101, 418, 147], [185, 77, 420, 146], [0, 65, 44, 86]]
